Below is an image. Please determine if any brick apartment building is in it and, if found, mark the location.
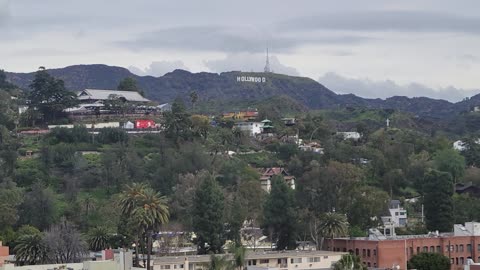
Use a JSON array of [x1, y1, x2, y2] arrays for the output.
[[329, 222, 480, 270]]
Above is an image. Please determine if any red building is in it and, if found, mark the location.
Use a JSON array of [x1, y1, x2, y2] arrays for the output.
[[0, 241, 8, 266], [329, 222, 480, 270], [135, 119, 156, 129]]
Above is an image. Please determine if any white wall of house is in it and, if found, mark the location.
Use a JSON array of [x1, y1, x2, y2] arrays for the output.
[[235, 122, 264, 136]]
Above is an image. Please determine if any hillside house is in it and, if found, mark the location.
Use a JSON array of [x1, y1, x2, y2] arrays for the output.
[[381, 200, 408, 230], [299, 142, 324, 154], [456, 182, 480, 198], [336, 131, 362, 140], [223, 109, 258, 121], [235, 122, 264, 136], [258, 167, 295, 192]]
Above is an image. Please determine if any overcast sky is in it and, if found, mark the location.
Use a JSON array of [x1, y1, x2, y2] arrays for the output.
[[1, 0, 480, 101]]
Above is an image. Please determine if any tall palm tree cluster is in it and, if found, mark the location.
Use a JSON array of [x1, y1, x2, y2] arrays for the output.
[[118, 183, 170, 270]]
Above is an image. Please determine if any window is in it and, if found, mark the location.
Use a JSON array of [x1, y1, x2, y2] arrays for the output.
[[291, 258, 302, 264], [308, 257, 320, 263], [460, 257, 465, 265], [161, 266, 171, 270], [430, 246, 435, 253], [409, 247, 413, 255], [451, 258, 454, 265], [367, 262, 371, 267], [367, 250, 371, 257], [323, 256, 329, 259], [436, 246, 441, 253], [373, 249, 377, 256], [423, 246, 428, 252], [417, 247, 421, 254], [478, 244, 480, 252], [363, 249, 366, 257], [252, 260, 257, 266], [468, 244, 472, 252], [456, 245, 459, 252], [259, 260, 269, 264], [460, 245, 464, 252], [456, 258, 459, 265], [395, 212, 399, 216], [355, 249, 359, 256]]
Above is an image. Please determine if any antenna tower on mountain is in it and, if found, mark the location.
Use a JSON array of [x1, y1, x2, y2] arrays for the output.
[[264, 44, 271, 73]]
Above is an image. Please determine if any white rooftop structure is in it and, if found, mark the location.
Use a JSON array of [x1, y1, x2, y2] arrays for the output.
[[78, 89, 150, 102]]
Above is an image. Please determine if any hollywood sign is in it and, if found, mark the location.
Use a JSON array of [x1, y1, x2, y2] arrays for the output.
[[236, 76, 266, 83]]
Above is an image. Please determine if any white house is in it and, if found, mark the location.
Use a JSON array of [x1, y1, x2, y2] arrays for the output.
[[453, 139, 480, 151], [235, 122, 264, 136], [336, 132, 362, 140], [381, 200, 407, 229]]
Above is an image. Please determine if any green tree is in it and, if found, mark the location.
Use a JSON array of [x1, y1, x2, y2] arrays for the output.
[[320, 212, 348, 251], [347, 186, 389, 230], [208, 255, 232, 270], [228, 243, 246, 270], [226, 197, 246, 245], [262, 177, 297, 250], [0, 182, 23, 231], [423, 170, 454, 232], [333, 254, 366, 270], [19, 183, 58, 231], [192, 176, 225, 254], [190, 90, 199, 110], [14, 234, 47, 265], [119, 183, 169, 270], [433, 148, 465, 183], [117, 77, 143, 95], [407, 252, 450, 270], [87, 227, 111, 251], [0, 70, 16, 91], [28, 67, 77, 123], [164, 99, 192, 142]]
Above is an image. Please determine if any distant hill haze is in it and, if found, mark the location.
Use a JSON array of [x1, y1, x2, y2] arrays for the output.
[[5, 64, 479, 117]]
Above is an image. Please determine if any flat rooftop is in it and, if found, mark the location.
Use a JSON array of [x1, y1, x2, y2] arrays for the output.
[[153, 250, 346, 264]]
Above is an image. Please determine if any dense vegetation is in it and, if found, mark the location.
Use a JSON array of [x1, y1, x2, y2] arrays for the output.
[[2, 68, 480, 266]]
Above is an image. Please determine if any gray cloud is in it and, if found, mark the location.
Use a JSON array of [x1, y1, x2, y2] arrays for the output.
[[115, 26, 370, 53], [204, 53, 299, 76], [282, 10, 480, 34], [0, 0, 10, 26], [129, 60, 190, 77], [319, 72, 479, 102]]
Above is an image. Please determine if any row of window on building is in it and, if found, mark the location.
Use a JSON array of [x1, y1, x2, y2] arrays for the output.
[[246, 257, 328, 266]]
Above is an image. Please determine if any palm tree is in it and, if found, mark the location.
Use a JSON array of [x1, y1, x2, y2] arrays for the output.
[[333, 254, 366, 270], [135, 188, 169, 270], [319, 212, 349, 251], [228, 244, 246, 270], [119, 183, 148, 266], [119, 183, 169, 270], [14, 234, 47, 265], [208, 255, 233, 270], [87, 227, 111, 251]]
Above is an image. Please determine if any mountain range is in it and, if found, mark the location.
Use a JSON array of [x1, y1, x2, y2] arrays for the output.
[[5, 64, 480, 118]]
